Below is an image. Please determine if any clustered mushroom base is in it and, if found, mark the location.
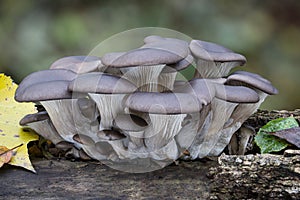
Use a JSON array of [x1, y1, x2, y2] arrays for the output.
[[15, 35, 278, 172]]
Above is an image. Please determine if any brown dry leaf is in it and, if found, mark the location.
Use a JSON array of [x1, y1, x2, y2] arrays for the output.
[[269, 127, 300, 148], [0, 144, 23, 168], [0, 146, 13, 168]]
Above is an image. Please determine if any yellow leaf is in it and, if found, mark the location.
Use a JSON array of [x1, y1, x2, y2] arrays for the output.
[[0, 73, 38, 172]]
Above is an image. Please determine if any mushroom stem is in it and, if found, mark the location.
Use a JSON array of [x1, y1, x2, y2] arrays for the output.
[[189, 98, 238, 159], [175, 112, 202, 150], [227, 125, 255, 155], [89, 94, 126, 130], [158, 67, 178, 91], [41, 99, 100, 148], [194, 60, 241, 78], [121, 65, 165, 92], [41, 100, 79, 144], [144, 114, 186, 150], [26, 119, 65, 145], [207, 92, 268, 157]]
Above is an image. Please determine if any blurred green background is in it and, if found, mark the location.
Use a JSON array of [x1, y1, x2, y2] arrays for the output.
[[0, 0, 299, 110]]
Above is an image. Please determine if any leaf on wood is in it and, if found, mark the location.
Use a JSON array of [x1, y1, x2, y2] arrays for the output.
[[0, 74, 38, 172], [254, 117, 299, 154], [0, 144, 23, 168], [268, 127, 300, 148]]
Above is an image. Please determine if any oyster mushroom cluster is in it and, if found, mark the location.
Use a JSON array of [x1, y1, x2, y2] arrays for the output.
[[15, 35, 278, 172]]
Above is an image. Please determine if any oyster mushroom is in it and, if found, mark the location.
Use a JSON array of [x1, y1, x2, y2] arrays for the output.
[[68, 72, 137, 129], [101, 41, 186, 92], [207, 71, 278, 156], [189, 40, 246, 78], [15, 69, 77, 102], [173, 78, 259, 159], [124, 91, 202, 161], [19, 112, 65, 145], [14, 34, 279, 172]]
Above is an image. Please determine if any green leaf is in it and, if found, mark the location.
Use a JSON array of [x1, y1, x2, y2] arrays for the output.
[[254, 117, 299, 154]]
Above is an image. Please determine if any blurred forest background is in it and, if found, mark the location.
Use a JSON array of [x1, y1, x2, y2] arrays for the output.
[[0, 0, 299, 110]]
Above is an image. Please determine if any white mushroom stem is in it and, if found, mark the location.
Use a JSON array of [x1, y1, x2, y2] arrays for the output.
[[27, 119, 64, 145], [187, 105, 213, 159], [189, 98, 238, 159], [227, 125, 255, 155], [175, 112, 202, 150], [194, 60, 241, 78], [207, 91, 268, 156], [89, 94, 126, 130], [127, 131, 145, 150], [41, 100, 80, 145], [121, 65, 165, 92], [41, 99, 99, 147], [158, 67, 177, 91], [144, 114, 186, 150]]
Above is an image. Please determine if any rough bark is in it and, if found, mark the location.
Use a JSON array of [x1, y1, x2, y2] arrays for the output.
[[0, 109, 299, 199], [208, 151, 300, 200]]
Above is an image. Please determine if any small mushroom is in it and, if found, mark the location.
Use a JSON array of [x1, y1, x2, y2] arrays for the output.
[[97, 130, 126, 141], [55, 141, 74, 151], [114, 114, 148, 132], [73, 134, 95, 146], [50, 55, 102, 74], [226, 71, 278, 95], [189, 40, 246, 78], [227, 125, 255, 155], [206, 72, 278, 157], [25, 118, 65, 145], [19, 111, 49, 126]]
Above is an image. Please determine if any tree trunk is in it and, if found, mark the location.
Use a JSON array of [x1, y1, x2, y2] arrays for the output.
[[0, 110, 299, 199]]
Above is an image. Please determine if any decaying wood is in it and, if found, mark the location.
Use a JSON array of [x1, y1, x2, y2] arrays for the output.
[[208, 151, 300, 199], [0, 110, 299, 199]]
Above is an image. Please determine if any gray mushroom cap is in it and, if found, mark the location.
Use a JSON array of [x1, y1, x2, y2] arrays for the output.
[[50, 56, 102, 74], [15, 69, 76, 102], [141, 36, 189, 59], [68, 72, 137, 94], [226, 71, 278, 95], [19, 111, 49, 126], [168, 54, 194, 71], [189, 40, 246, 64], [101, 48, 184, 67], [97, 130, 126, 141], [174, 78, 259, 104], [143, 35, 189, 47], [174, 79, 214, 105], [114, 114, 148, 132], [125, 92, 202, 114], [229, 71, 271, 84], [214, 85, 260, 103]]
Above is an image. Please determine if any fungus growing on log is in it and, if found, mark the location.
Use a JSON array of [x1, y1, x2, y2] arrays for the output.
[[15, 33, 278, 172]]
